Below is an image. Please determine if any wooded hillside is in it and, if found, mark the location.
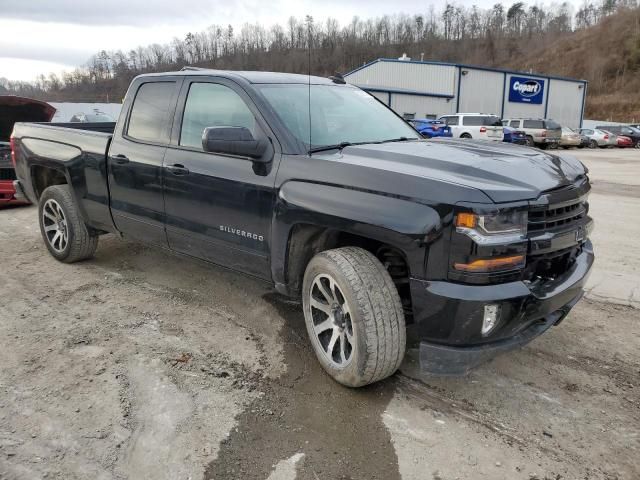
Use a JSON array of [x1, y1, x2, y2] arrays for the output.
[[1, 1, 639, 121]]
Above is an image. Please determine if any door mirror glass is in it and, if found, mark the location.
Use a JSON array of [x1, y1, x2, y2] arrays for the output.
[[202, 126, 268, 160]]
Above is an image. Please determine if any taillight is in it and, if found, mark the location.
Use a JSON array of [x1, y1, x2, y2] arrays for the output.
[[480, 127, 487, 133], [9, 135, 16, 168], [604, 134, 609, 140], [541, 130, 547, 137]]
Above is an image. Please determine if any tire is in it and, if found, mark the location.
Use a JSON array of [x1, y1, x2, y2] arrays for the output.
[[589, 140, 598, 149], [460, 133, 472, 139], [38, 185, 98, 263], [302, 247, 406, 387], [525, 136, 534, 147]]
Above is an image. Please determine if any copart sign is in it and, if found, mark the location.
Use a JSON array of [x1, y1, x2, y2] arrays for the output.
[[508, 76, 545, 104]]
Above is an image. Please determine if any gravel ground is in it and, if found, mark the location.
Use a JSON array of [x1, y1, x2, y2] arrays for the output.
[[0, 149, 638, 480]]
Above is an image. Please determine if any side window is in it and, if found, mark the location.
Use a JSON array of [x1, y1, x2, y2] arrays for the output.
[[462, 116, 482, 126], [444, 116, 459, 126], [510, 120, 520, 128], [127, 82, 176, 143], [180, 83, 257, 150], [523, 120, 544, 129], [402, 113, 416, 120]]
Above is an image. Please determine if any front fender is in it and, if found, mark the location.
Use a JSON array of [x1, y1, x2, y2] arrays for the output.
[[271, 180, 445, 289]]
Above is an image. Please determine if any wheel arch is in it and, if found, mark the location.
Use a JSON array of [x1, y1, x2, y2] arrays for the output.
[[271, 181, 443, 310]]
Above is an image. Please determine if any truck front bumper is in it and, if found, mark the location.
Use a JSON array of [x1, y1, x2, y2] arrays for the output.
[[408, 241, 594, 375]]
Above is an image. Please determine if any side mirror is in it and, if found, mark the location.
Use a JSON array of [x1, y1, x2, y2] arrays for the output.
[[202, 126, 269, 161]]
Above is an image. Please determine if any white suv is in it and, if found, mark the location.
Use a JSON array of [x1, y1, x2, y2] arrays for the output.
[[438, 113, 504, 141]]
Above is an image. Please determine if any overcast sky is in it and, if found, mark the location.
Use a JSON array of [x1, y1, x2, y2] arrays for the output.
[[0, 0, 564, 82]]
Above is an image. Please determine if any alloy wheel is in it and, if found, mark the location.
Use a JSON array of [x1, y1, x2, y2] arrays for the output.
[[308, 273, 354, 368], [42, 199, 69, 253]]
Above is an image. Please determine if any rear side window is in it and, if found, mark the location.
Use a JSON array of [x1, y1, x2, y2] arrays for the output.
[[523, 120, 544, 129], [127, 82, 176, 143], [463, 115, 502, 126], [180, 83, 258, 150]]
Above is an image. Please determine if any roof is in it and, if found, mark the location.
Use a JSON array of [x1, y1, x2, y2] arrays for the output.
[[345, 58, 588, 84], [137, 69, 335, 85]]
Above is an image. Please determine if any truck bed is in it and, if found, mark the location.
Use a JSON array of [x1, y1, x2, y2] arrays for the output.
[[11, 122, 115, 232]]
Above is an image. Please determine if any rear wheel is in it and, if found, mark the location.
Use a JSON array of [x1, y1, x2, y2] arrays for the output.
[[38, 185, 98, 263], [302, 247, 406, 387], [589, 140, 598, 149], [460, 133, 472, 139]]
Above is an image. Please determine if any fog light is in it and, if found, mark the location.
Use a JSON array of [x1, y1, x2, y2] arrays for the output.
[[482, 304, 500, 336]]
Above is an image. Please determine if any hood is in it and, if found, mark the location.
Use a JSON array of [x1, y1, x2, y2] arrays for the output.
[[0, 96, 56, 142], [330, 139, 586, 203]]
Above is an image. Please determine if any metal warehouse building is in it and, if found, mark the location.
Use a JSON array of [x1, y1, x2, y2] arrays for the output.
[[344, 58, 587, 128]]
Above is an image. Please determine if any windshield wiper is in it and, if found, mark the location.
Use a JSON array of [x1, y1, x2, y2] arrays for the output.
[[376, 136, 414, 144], [308, 141, 357, 154], [308, 137, 415, 154]]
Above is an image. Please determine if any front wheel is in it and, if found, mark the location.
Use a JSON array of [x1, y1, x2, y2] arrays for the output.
[[525, 136, 534, 147], [38, 185, 98, 263], [302, 247, 406, 387], [460, 133, 472, 139]]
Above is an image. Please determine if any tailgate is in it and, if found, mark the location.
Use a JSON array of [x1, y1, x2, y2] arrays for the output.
[[486, 126, 503, 138]]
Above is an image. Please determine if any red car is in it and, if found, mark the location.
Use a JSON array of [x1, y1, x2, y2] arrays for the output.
[[1, 96, 55, 205], [617, 135, 634, 148]]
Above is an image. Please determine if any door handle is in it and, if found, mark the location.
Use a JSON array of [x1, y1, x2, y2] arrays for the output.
[[111, 154, 129, 164], [166, 163, 190, 175]]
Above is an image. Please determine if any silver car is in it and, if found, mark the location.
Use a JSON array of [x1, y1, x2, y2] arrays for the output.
[[579, 128, 617, 148]]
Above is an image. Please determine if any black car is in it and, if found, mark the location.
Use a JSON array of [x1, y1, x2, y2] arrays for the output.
[[11, 69, 594, 386]]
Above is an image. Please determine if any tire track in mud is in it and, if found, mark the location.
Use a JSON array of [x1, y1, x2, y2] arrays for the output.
[[204, 293, 401, 480]]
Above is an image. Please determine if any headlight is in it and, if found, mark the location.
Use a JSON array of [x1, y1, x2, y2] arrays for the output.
[[455, 210, 527, 245]]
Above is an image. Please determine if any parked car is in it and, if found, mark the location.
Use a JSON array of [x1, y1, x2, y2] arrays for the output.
[[616, 135, 634, 148], [70, 111, 115, 123], [502, 118, 562, 149], [577, 131, 590, 148], [502, 126, 527, 145], [595, 125, 640, 148], [11, 69, 594, 385], [0, 95, 56, 205], [579, 128, 617, 148], [560, 127, 582, 149], [408, 119, 452, 138], [438, 113, 504, 141]]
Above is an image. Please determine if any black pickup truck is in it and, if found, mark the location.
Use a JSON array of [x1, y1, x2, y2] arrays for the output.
[[11, 69, 594, 386]]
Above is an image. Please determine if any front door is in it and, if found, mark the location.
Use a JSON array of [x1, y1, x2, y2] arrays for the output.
[[108, 79, 181, 246], [162, 78, 280, 280]]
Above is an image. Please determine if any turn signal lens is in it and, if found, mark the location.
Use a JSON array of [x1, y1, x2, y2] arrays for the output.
[[454, 255, 525, 273], [455, 212, 477, 229]]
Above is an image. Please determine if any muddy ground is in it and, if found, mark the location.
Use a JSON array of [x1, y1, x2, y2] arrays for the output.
[[0, 149, 638, 480]]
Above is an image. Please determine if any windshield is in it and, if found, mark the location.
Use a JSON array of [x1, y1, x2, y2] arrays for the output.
[[257, 84, 419, 150]]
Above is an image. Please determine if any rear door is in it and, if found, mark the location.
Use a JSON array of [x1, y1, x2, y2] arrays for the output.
[[108, 78, 182, 246], [162, 77, 280, 280]]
